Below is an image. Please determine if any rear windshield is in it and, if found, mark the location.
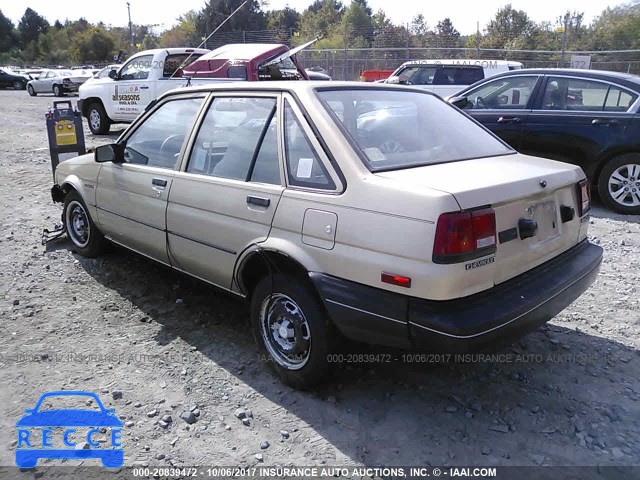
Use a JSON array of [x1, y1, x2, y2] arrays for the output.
[[317, 89, 513, 171]]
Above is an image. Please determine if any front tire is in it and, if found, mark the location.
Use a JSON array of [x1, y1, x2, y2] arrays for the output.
[[53, 84, 64, 97], [87, 102, 111, 135], [598, 153, 640, 214], [63, 190, 106, 257], [27, 85, 36, 96], [251, 274, 331, 389]]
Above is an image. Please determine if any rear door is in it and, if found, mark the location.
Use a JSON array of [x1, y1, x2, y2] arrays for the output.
[[459, 74, 543, 151], [166, 94, 284, 289], [96, 94, 206, 264], [521, 75, 638, 179]]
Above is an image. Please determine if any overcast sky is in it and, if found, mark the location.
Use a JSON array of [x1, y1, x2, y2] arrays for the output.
[[2, 0, 625, 35]]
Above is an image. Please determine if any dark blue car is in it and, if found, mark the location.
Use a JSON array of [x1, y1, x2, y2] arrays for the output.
[[15, 391, 124, 468]]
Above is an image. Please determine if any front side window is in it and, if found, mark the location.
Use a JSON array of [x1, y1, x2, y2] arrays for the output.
[[318, 88, 513, 172], [466, 75, 539, 110], [187, 97, 280, 184], [124, 97, 204, 169], [396, 66, 437, 86], [120, 55, 153, 80]]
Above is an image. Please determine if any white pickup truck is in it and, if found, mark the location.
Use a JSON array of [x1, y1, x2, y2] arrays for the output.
[[78, 43, 317, 134], [78, 48, 212, 134]]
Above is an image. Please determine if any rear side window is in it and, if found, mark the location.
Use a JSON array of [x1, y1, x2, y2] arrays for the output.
[[433, 66, 484, 86], [227, 66, 248, 79], [283, 101, 334, 190], [187, 97, 280, 184], [163, 53, 203, 77], [541, 77, 637, 112]]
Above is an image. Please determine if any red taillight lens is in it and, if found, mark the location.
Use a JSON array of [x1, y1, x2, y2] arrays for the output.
[[63, 78, 70, 83], [433, 209, 496, 264], [577, 179, 590, 216]]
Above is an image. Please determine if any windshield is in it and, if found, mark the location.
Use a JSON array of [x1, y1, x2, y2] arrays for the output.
[[317, 89, 513, 171]]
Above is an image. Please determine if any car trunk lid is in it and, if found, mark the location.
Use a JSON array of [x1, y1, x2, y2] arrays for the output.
[[375, 153, 587, 286]]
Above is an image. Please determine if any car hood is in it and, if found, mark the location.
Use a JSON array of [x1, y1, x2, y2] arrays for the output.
[[16, 410, 123, 427]]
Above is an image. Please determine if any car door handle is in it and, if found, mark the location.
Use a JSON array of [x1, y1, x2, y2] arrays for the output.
[[140, 86, 150, 90], [152, 178, 167, 187], [246, 196, 270, 208], [497, 116, 521, 124], [592, 119, 620, 126]]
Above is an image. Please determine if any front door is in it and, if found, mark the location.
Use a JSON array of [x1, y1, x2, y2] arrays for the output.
[[167, 94, 284, 289], [96, 95, 206, 264], [108, 54, 155, 122], [461, 74, 542, 151]]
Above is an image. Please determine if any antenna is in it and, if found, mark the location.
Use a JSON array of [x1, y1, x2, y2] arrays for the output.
[[169, 0, 248, 80]]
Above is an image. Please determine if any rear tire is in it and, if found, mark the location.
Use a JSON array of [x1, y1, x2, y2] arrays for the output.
[[598, 153, 640, 215], [87, 102, 111, 135], [250, 273, 331, 389], [13, 80, 25, 90], [63, 190, 106, 257], [53, 84, 63, 97], [27, 84, 36, 96]]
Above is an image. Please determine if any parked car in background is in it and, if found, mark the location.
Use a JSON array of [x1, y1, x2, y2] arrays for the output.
[[27, 69, 91, 97], [449, 68, 640, 214], [0, 67, 30, 90], [51, 81, 601, 388], [385, 59, 523, 98]]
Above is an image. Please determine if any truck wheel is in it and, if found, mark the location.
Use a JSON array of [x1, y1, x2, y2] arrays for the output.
[[87, 102, 111, 135], [250, 273, 331, 390], [27, 85, 36, 96], [598, 153, 640, 215], [53, 84, 64, 97], [13, 80, 25, 90], [63, 190, 106, 258]]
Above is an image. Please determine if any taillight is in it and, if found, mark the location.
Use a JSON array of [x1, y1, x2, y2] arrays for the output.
[[577, 179, 590, 216], [63, 78, 70, 83], [433, 208, 496, 264]]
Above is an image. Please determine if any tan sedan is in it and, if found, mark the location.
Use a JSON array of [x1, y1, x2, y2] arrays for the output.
[[51, 82, 603, 389]]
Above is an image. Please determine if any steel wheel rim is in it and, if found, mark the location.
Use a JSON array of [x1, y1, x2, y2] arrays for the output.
[[66, 201, 90, 248], [14, 81, 22, 89], [54, 86, 60, 95], [608, 163, 640, 207], [259, 293, 311, 370], [89, 110, 101, 131]]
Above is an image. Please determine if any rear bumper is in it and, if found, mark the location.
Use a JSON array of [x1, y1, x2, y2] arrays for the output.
[[77, 98, 84, 115], [310, 240, 603, 352]]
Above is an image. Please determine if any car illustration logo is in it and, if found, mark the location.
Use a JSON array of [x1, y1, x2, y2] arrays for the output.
[[15, 391, 124, 468]]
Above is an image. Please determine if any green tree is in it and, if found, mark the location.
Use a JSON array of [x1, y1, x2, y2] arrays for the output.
[[590, 4, 640, 50], [299, 0, 343, 37], [266, 7, 300, 32], [197, 0, 265, 37], [0, 9, 17, 52], [18, 8, 49, 46], [483, 4, 535, 49], [70, 26, 116, 63], [342, 0, 374, 45], [160, 10, 202, 47]]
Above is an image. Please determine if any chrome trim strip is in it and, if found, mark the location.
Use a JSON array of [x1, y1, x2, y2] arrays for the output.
[[97, 206, 164, 231], [325, 299, 406, 325], [167, 230, 236, 255], [105, 237, 171, 268]]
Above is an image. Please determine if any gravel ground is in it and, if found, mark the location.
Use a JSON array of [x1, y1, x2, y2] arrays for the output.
[[0, 89, 639, 474]]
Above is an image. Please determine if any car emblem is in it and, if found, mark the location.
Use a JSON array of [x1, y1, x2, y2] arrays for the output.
[[539, 180, 547, 188]]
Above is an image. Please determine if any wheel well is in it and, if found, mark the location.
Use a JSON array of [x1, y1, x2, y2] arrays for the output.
[[82, 97, 104, 117], [593, 150, 640, 188], [238, 250, 311, 298]]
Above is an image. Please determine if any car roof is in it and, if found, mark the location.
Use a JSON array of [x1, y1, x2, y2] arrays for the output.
[[198, 43, 289, 61], [399, 59, 522, 68], [484, 68, 640, 88], [164, 80, 437, 98]]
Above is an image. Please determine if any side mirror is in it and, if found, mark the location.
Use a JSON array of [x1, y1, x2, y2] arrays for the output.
[[449, 95, 471, 109], [386, 75, 401, 84], [108, 69, 118, 79], [95, 144, 124, 163]]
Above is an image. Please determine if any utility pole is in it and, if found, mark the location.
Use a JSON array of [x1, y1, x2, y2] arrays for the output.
[[560, 12, 569, 68], [476, 21, 480, 57], [127, 2, 134, 49]]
